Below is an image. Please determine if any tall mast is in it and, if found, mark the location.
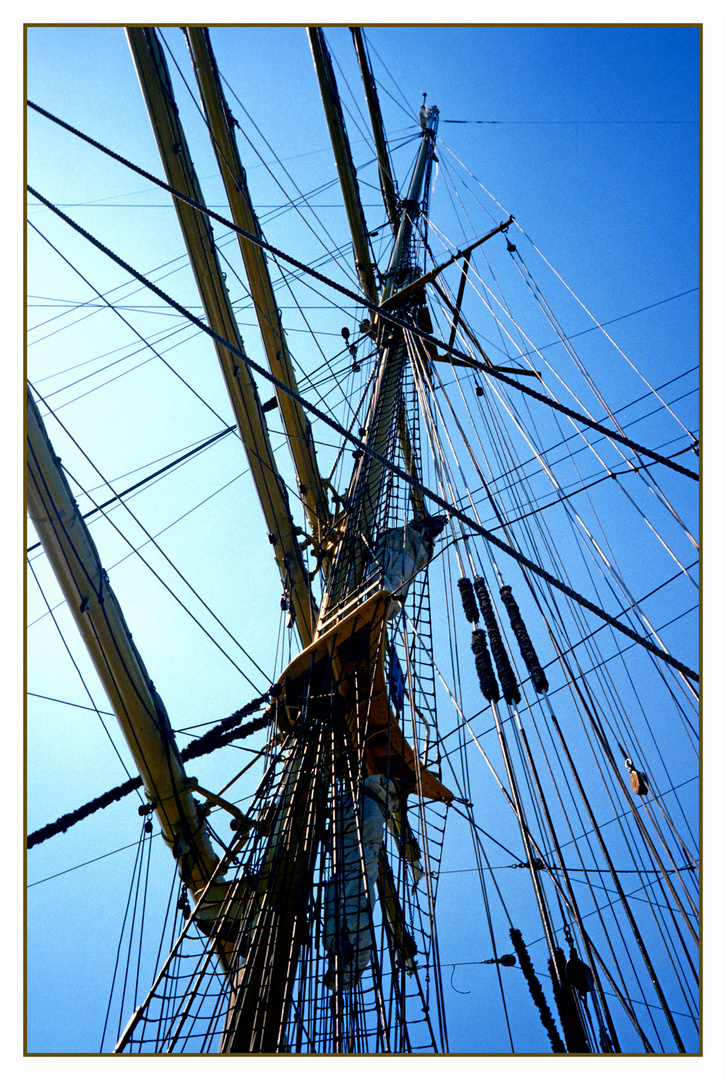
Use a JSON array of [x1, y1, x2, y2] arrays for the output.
[[325, 100, 440, 612], [127, 27, 318, 647], [215, 43, 450, 1050], [184, 27, 331, 557]]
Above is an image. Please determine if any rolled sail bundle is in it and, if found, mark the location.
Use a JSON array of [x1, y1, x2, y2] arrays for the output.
[[372, 516, 447, 617], [323, 775, 399, 990]]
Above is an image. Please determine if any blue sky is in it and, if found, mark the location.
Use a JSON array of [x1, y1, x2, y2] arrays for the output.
[[23, 16, 709, 1062]]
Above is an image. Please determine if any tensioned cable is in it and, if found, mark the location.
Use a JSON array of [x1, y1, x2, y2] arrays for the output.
[[28, 219, 240, 430], [27, 185, 698, 684], [478, 382, 697, 511], [502, 246, 697, 550], [436, 343, 695, 851], [517, 226, 697, 442], [29, 381, 271, 690], [211, 59, 360, 293], [27, 460, 248, 627], [27, 692, 114, 715], [27, 557, 135, 783], [26, 101, 698, 483], [457, 356, 693, 670], [418, 313, 694, 695], [434, 238, 698, 495], [27, 424, 236, 554], [100, 818, 150, 1050], [443, 118, 697, 125]]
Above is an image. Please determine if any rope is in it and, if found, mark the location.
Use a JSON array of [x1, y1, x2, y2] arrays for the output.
[[509, 927, 565, 1053], [457, 576, 479, 623], [27, 424, 236, 554], [26, 186, 699, 685], [27, 694, 270, 847], [471, 628, 500, 702], [500, 584, 549, 693], [473, 577, 520, 705], [27, 100, 699, 483]]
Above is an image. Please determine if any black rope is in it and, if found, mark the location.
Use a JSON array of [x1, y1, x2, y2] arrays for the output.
[[457, 576, 480, 623], [25, 188, 699, 683], [179, 693, 270, 762], [471, 628, 500, 703], [509, 927, 565, 1053], [27, 100, 699, 483], [27, 775, 145, 849], [27, 693, 270, 848], [473, 577, 520, 705], [27, 424, 236, 554], [500, 584, 549, 693]]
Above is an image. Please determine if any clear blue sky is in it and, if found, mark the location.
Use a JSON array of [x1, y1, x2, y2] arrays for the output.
[[25, 21, 701, 1059]]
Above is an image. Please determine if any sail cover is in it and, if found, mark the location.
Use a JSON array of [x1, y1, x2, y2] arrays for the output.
[[372, 517, 446, 616], [323, 775, 399, 989]]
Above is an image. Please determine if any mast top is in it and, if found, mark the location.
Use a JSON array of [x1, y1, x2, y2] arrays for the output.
[[419, 94, 438, 131]]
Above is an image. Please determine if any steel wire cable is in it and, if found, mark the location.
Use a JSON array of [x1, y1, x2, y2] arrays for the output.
[[418, 306, 697, 751], [26, 101, 698, 484], [504, 247, 697, 549], [29, 382, 272, 691], [434, 134, 698, 461]]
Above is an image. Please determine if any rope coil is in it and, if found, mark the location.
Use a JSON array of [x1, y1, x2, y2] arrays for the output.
[[457, 577, 480, 623], [473, 578, 520, 704], [500, 585, 549, 693], [471, 629, 500, 702]]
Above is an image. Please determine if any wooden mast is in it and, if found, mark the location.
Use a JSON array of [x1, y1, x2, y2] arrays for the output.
[[218, 30, 449, 1052]]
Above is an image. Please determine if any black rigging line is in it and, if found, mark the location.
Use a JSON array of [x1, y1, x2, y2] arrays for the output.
[[27, 182, 698, 683], [484, 459, 680, 530], [443, 118, 697, 125], [27, 692, 114, 715], [478, 393, 698, 511], [27, 100, 698, 483], [508, 290, 699, 363], [26, 425, 235, 554]]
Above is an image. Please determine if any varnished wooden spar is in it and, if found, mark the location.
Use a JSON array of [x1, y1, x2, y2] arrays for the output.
[[127, 27, 318, 648], [350, 26, 400, 237], [184, 27, 332, 557], [308, 27, 380, 305], [26, 389, 220, 897]]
